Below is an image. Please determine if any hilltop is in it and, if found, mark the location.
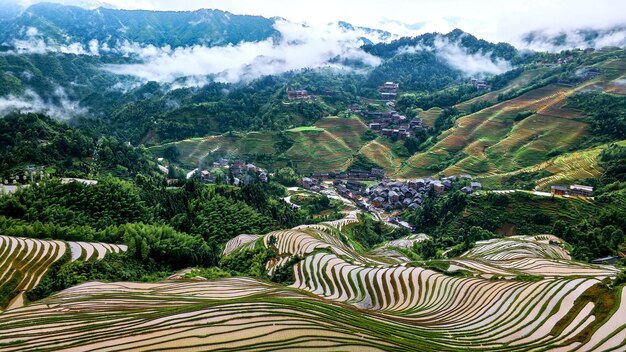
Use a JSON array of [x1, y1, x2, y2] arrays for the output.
[[0, 3, 278, 48]]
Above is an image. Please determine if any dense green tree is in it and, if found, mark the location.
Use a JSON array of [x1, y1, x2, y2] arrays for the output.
[[274, 167, 299, 186]]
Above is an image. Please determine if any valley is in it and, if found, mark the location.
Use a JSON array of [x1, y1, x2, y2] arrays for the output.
[[0, 2, 625, 351]]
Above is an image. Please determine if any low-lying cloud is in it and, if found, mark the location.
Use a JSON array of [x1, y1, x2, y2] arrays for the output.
[[10, 27, 102, 56], [434, 38, 512, 76], [398, 36, 512, 76], [7, 20, 382, 87], [103, 20, 382, 85], [0, 88, 87, 119], [518, 28, 626, 52]]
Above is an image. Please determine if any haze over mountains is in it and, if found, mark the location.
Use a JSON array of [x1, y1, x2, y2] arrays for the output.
[[0, 1, 624, 120]]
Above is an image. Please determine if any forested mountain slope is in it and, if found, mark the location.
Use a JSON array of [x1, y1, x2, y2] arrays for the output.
[[0, 3, 278, 47]]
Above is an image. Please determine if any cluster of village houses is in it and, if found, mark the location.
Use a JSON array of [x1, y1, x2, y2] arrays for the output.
[[550, 184, 594, 197], [302, 169, 482, 212], [357, 81, 425, 140], [361, 175, 481, 212], [363, 111, 424, 140], [302, 168, 385, 193], [184, 158, 268, 186]]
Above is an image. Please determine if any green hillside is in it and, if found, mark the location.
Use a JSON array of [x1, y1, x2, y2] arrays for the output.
[[152, 116, 380, 173], [396, 54, 626, 181]]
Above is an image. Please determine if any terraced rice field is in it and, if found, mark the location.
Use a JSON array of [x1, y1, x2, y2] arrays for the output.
[[417, 107, 443, 128], [379, 233, 428, 250], [605, 75, 626, 96], [284, 116, 373, 173], [479, 140, 626, 190], [284, 128, 354, 173], [0, 236, 128, 310], [398, 83, 594, 178], [455, 68, 551, 113], [447, 236, 620, 279], [484, 114, 587, 171], [314, 116, 369, 150], [0, 235, 66, 310], [151, 131, 280, 165], [152, 116, 370, 173], [67, 241, 128, 261], [358, 139, 404, 172], [1, 217, 625, 351], [222, 234, 261, 256]]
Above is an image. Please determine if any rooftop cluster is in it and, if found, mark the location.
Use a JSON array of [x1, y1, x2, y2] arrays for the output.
[[362, 175, 481, 212], [187, 157, 268, 186]]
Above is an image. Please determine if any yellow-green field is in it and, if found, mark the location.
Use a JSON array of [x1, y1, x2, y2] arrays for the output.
[[417, 107, 442, 128], [357, 139, 404, 172], [455, 67, 551, 113], [283, 128, 353, 173], [151, 116, 376, 173], [314, 115, 369, 150], [395, 76, 613, 179], [151, 131, 280, 166], [479, 140, 626, 190]]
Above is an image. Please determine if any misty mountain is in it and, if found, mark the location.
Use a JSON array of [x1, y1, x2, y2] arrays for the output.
[[336, 21, 393, 45], [0, 2, 533, 141], [360, 29, 518, 90], [0, 2, 279, 48], [363, 29, 518, 61]]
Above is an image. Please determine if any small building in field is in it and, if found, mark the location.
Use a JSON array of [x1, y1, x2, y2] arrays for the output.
[[569, 185, 593, 197], [471, 182, 482, 190], [200, 170, 214, 183], [381, 82, 399, 91], [380, 92, 397, 101], [551, 185, 567, 196], [287, 89, 309, 100]]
